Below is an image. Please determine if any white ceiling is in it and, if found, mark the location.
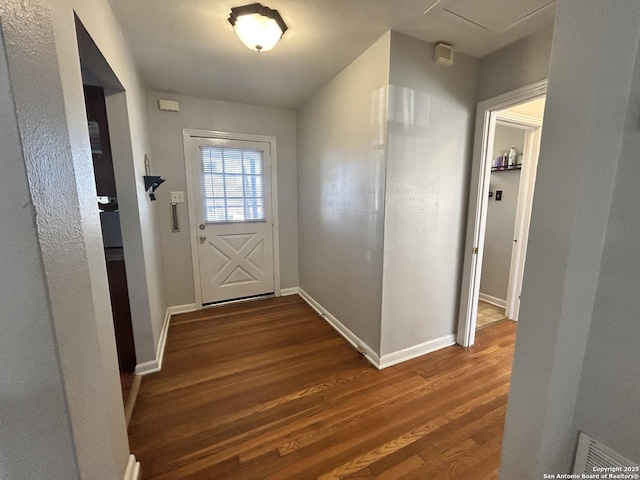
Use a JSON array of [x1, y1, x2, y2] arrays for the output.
[[106, 0, 556, 110]]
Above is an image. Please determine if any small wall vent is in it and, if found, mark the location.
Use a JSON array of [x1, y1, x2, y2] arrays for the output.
[[433, 42, 454, 67], [573, 432, 638, 474], [158, 99, 180, 112]]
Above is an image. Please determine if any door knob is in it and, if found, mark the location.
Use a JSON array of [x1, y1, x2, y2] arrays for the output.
[[199, 234, 207, 242]]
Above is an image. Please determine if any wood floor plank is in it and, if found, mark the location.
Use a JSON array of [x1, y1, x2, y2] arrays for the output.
[[128, 295, 516, 479]]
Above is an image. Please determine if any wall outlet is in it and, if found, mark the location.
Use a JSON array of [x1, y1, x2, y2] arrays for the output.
[[171, 191, 184, 203]]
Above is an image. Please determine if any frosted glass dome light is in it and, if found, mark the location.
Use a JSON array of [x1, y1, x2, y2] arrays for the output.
[[228, 3, 288, 52]]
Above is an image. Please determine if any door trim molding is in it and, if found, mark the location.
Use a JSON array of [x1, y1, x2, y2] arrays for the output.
[[491, 111, 543, 321], [495, 110, 543, 128], [457, 80, 547, 347], [505, 126, 541, 321], [182, 129, 281, 309]]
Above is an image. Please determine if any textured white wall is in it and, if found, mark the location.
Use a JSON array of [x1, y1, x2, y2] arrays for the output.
[[0, 30, 80, 480], [297, 32, 391, 353], [480, 125, 525, 301], [379, 32, 479, 357], [0, 0, 171, 476], [146, 91, 298, 307], [0, 0, 132, 477], [500, 1, 640, 477]]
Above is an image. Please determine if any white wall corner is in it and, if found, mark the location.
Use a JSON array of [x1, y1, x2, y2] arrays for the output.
[[123, 454, 140, 480], [279, 287, 300, 296], [134, 304, 197, 375], [297, 288, 380, 368], [379, 335, 457, 369], [479, 293, 507, 308]]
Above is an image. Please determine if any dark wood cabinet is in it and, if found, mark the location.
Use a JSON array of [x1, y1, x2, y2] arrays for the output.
[[84, 84, 117, 197], [105, 248, 137, 372]]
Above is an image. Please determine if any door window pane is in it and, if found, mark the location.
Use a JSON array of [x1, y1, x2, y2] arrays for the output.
[[200, 146, 267, 222]]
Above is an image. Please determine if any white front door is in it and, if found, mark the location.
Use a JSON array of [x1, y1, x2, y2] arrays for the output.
[[189, 136, 274, 304]]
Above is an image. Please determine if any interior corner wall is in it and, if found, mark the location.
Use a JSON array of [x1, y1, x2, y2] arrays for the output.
[[499, 1, 640, 477], [477, 23, 553, 102], [297, 32, 391, 354], [379, 31, 479, 359], [571, 32, 640, 465], [72, 0, 167, 363], [480, 125, 525, 301], [145, 91, 298, 307]]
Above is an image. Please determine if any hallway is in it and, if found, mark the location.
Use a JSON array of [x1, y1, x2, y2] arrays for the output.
[[128, 296, 516, 479]]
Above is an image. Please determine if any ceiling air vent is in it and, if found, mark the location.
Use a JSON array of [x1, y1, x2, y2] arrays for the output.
[[573, 432, 638, 474]]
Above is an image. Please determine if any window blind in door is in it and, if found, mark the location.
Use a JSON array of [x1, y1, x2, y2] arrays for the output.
[[200, 146, 265, 223]]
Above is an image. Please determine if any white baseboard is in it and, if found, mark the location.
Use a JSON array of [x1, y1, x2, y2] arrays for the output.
[[479, 293, 506, 308], [137, 296, 455, 376], [297, 289, 457, 370], [134, 303, 196, 375], [378, 334, 456, 369], [123, 454, 140, 480], [280, 287, 299, 296], [298, 288, 380, 368], [168, 303, 197, 315]]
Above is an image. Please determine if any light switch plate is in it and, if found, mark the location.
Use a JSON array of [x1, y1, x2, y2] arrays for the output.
[[171, 191, 184, 203]]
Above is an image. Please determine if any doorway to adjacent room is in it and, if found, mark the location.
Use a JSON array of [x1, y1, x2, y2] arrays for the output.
[[458, 81, 546, 344]]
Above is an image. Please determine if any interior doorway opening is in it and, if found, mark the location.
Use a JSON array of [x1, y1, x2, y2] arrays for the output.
[[478, 99, 545, 328], [458, 81, 547, 346], [82, 84, 136, 373], [75, 16, 142, 420]]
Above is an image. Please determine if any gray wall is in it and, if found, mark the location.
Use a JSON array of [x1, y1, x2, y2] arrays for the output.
[[0, 0, 130, 478], [297, 32, 391, 353], [500, 1, 640, 477], [73, 0, 168, 364], [478, 23, 553, 102], [55, 0, 155, 473], [146, 91, 298, 307], [480, 125, 525, 301], [0, 0, 170, 476], [380, 32, 479, 357], [0, 30, 79, 480], [571, 33, 640, 465]]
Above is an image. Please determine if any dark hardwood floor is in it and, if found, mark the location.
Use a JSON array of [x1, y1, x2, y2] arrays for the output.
[[128, 295, 516, 479]]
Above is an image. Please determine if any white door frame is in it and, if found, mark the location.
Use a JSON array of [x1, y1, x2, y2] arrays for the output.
[[183, 129, 281, 309], [495, 113, 543, 321], [457, 80, 547, 347]]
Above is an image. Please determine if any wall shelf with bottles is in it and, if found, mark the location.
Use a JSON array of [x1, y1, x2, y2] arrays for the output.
[[491, 164, 522, 172]]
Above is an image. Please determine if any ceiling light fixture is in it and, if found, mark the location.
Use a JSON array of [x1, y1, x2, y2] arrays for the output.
[[228, 3, 288, 52]]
